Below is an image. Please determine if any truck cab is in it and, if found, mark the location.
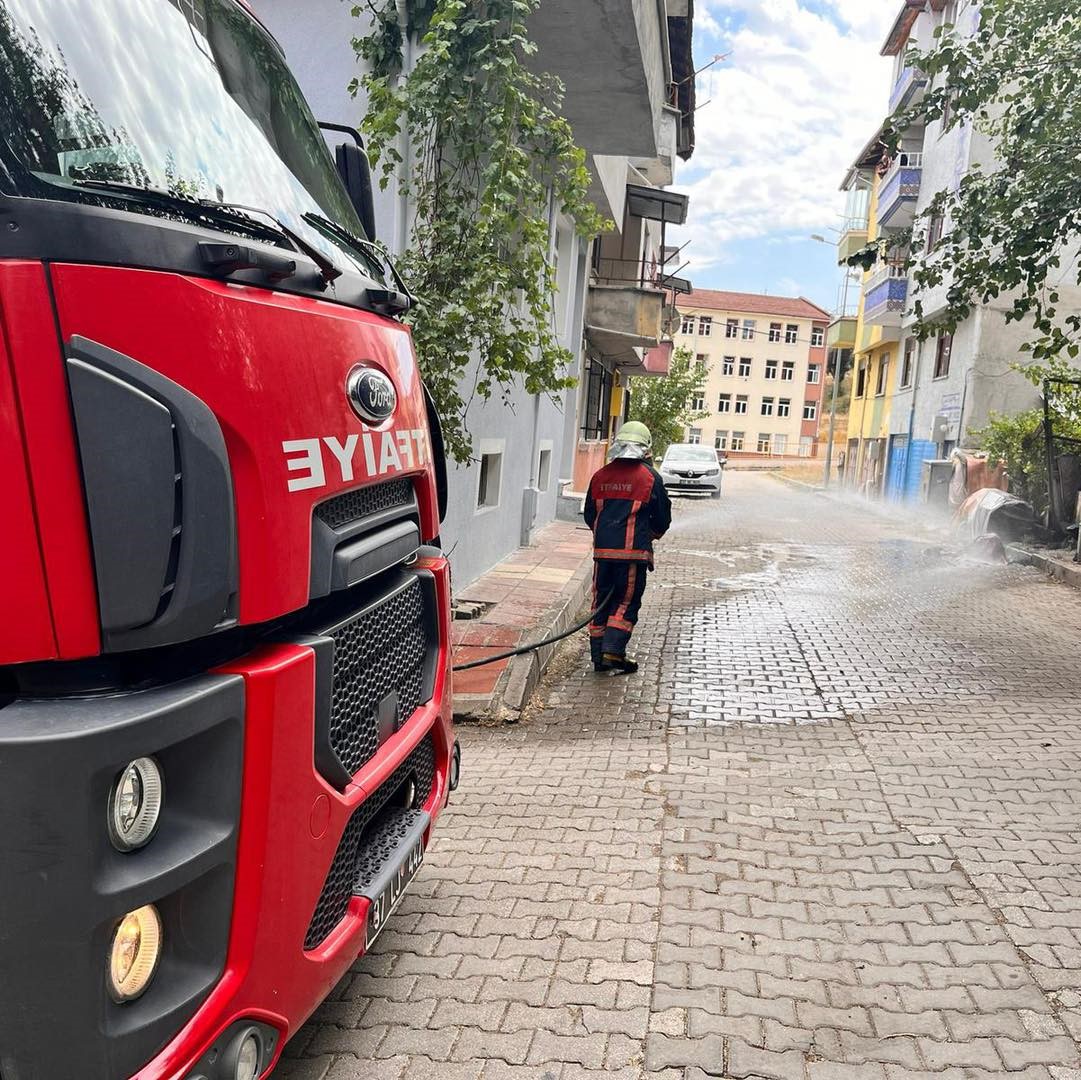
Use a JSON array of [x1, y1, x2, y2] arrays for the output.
[[0, 2, 456, 1077]]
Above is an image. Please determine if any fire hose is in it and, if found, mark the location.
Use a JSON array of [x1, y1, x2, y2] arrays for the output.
[[451, 589, 615, 672]]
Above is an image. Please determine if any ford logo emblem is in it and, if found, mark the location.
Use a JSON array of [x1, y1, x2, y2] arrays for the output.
[[346, 367, 397, 424]]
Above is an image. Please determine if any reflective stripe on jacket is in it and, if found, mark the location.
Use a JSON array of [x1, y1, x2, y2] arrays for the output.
[[583, 459, 672, 565]]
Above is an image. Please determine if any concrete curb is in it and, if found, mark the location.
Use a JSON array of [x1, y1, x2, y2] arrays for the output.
[[1007, 544, 1081, 590], [500, 563, 593, 717]]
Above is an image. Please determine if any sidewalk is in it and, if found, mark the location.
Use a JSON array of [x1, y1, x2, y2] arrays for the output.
[[451, 519, 593, 722]]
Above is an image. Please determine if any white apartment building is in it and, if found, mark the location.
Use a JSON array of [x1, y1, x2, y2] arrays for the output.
[[675, 290, 830, 458]]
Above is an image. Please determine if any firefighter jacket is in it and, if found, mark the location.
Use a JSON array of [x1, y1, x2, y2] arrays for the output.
[[584, 458, 672, 566]]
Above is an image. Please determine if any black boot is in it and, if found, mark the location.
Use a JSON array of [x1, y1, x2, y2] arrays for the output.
[[590, 638, 609, 673], [603, 653, 639, 675]]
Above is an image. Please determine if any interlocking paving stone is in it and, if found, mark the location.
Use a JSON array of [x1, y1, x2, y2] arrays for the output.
[[278, 475, 1081, 1078]]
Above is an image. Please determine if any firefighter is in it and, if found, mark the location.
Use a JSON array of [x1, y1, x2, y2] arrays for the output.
[[583, 421, 672, 674]]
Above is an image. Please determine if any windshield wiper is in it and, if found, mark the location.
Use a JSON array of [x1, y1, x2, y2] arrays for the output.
[[72, 179, 284, 246], [205, 200, 342, 287], [302, 213, 414, 311]]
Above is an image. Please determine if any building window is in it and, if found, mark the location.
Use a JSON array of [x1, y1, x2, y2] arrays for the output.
[[715, 432, 728, 451], [876, 354, 890, 396], [782, 361, 795, 382], [757, 434, 771, 453], [537, 443, 553, 491], [926, 212, 945, 253], [690, 392, 705, 411], [778, 398, 791, 418], [476, 445, 504, 511], [695, 353, 707, 370], [811, 326, 825, 347], [803, 400, 818, 421], [581, 355, 613, 440], [773, 434, 788, 456], [799, 435, 813, 458], [785, 323, 799, 344], [725, 318, 739, 338], [722, 356, 735, 376], [764, 359, 778, 380], [738, 358, 752, 377], [687, 427, 702, 444], [680, 314, 696, 335], [807, 363, 820, 384], [731, 431, 745, 451], [718, 393, 731, 413], [735, 395, 748, 415], [699, 316, 713, 337], [742, 319, 756, 340], [934, 333, 953, 378], [769, 322, 782, 343], [901, 338, 915, 388], [761, 397, 774, 417], [855, 361, 867, 398]]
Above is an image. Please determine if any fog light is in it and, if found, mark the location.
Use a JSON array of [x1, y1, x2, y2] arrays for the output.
[[449, 741, 461, 791], [108, 904, 162, 1002], [108, 757, 163, 851], [221, 1027, 264, 1080]]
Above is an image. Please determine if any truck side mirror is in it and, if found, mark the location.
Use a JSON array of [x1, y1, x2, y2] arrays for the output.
[[318, 121, 377, 244]]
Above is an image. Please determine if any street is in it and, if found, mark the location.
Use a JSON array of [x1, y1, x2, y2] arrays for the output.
[[280, 472, 1081, 1080]]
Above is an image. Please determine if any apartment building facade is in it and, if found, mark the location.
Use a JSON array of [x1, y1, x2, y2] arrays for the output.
[[674, 290, 830, 459], [254, 0, 694, 585], [839, 0, 1081, 501]]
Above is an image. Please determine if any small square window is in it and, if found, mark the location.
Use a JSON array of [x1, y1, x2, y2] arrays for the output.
[[768, 322, 782, 343], [934, 333, 953, 378], [781, 361, 795, 381], [764, 360, 778, 380], [855, 362, 867, 398], [718, 394, 732, 413], [761, 397, 774, 417], [757, 434, 771, 453], [806, 363, 820, 384], [741, 319, 756, 341], [537, 446, 552, 491], [811, 327, 825, 347], [715, 432, 728, 450], [735, 395, 748, 415], [778, 398, 791, 418], [722, 356, 735, 376], [476, 447, 504, 510], [785, 323, 799, 344], [687, 427, 702, 444], [699, 317, 713, 337], [690, 393, 705, 411], [738, 358, 752, 377], [695, 353, 707, 370], [803, 401, 818, 421], [876, 355, 890, 396], [725, 318, 739, 339], [731, 431, 745, 451], [680, 315, 696, 335]]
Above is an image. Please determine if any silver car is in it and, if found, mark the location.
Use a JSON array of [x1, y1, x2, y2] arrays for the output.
[[658, 444, 724, 498]]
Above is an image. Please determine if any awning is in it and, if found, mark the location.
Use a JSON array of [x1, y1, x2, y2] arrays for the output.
[[626, 184, 689, 225]]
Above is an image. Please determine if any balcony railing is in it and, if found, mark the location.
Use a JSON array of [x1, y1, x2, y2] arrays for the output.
[[865, 261, 908, 293], [864, 269, 908, 328], [889, 66, 929, 114], [837, 217, 870, 265], [878, 152, 923, 229]]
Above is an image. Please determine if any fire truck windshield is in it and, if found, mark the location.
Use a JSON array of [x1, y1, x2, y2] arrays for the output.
[[0, 0, 377, 278]]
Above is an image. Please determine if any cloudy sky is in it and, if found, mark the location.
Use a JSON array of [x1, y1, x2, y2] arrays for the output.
[[668, 0, 899, 312]]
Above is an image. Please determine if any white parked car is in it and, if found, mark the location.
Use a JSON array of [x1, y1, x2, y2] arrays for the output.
[[658, 444, 724, 498]]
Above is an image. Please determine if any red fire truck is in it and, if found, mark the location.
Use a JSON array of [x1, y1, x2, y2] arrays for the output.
[[0, 1, 458, 1077]]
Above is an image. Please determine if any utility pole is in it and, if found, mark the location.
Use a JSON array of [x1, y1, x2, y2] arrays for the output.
[[822, 268, 855, 489]]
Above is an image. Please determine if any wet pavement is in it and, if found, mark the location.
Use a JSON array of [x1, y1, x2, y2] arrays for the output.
[[278, 472, 1081, 1080]]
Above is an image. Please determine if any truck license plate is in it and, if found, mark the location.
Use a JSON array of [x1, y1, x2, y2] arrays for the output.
[[365, 838, 424, 949]]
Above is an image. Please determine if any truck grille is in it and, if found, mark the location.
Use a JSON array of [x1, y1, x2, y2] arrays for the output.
[[315, 478, 413, 530], [328, 577, 429, 777], [305, 735, 436, 950]]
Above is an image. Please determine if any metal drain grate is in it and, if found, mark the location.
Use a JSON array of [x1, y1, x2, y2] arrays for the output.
[[305, 735, 435, 950]]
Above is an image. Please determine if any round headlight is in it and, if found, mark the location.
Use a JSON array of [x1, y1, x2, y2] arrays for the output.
[[108, 757, 163, 852], [108, 904, 163, 1002]]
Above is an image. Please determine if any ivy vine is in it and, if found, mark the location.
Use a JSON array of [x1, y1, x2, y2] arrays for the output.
[[349, 0, 609, 462]]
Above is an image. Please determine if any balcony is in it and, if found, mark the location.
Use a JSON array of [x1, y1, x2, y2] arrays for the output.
[[827, 316, 858, 350], [889, 66, 929, 115], [837, 217, 870, 265], [586, 282, 668, 373], [877, 151, 923, 230], [864, 263, 908, 327]]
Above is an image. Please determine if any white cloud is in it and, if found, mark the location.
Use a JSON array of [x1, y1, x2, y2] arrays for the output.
[[673, 0, 897, 281]]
